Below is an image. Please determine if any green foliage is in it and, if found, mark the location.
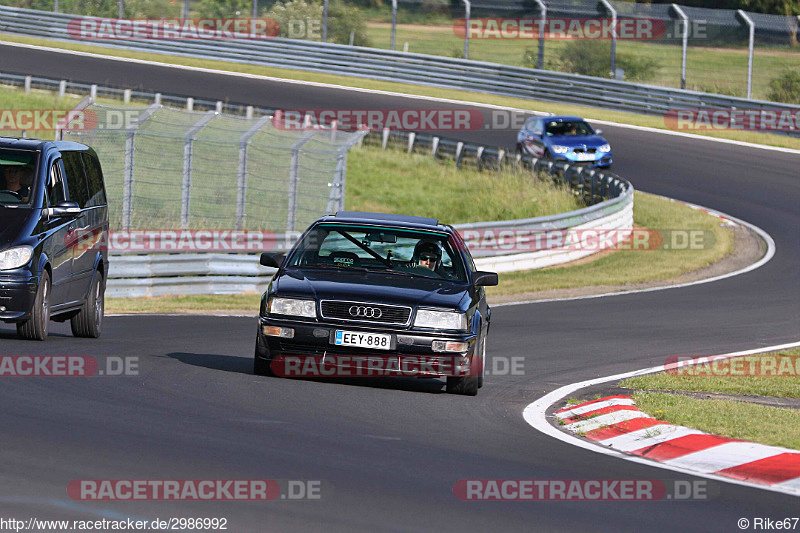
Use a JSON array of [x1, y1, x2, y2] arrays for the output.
[[196, 0, 255, 18], [2, 0, 179, 17], [557, 41, 659, 81], [267, 0, 370, 46], [768, 69, 800, 104]]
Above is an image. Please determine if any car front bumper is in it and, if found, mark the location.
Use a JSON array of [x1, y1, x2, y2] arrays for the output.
[[256, 316, 479, 378], [0, 272, 38, 322]]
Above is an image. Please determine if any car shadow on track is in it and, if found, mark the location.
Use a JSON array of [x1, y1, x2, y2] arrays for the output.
[[166, 352, 448, 394]]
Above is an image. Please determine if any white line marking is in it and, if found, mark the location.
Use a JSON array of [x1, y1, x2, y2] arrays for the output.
[[664, 442, 791, 474], [774, 478, 800, 492], [494, 199, 776, 307], [2, 40, 799, 155], [563, 410, 650, 433], [597, 425, 704, 453], [555, 397, 635, 418], [522, 340, 800, 497]]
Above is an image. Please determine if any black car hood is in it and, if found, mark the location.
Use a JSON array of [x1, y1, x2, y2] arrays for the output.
[[0, 207, 36, 247], [275, 268, 470, 310]]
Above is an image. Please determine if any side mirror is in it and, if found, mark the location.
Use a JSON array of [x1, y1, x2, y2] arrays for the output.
[[47, 201, 80, 218], [473, 271, 498, 287], [260, 252, 285, 268], [595, 129, 603, 135]]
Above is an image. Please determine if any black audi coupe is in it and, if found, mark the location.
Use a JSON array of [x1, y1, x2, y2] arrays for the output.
[[254, 211, 498, 396]]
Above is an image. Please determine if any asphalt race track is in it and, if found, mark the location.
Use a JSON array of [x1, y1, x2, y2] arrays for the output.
[[1, 44, 799, 532]]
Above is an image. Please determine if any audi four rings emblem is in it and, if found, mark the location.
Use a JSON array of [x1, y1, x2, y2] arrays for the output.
[[349, 306, 382, 318]]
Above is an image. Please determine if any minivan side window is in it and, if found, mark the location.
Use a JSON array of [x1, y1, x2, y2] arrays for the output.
[[81, 152, 106, 207], [62, 151, 89, 208], [47, 160, 66, 207]]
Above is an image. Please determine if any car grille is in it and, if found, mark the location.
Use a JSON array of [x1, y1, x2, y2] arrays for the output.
[[573, 148, 597, 154], [320, 300, 411, 326]]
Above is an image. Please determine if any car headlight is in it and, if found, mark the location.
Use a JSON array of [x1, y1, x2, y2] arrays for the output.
[[550, 145, 570, 154], [0, 246, 33, 270], [414, 309, 467, 331], [599, 144, 611, 152], [268, 297, 316, 318]]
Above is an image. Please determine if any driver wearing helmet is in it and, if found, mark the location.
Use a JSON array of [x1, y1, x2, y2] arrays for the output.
[[413, 239, 443, 272]]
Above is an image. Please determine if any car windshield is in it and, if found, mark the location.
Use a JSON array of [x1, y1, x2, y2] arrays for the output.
[[545, 120, 594, 137], [0, 148, 39, 206], [286, 224, 468, 282]]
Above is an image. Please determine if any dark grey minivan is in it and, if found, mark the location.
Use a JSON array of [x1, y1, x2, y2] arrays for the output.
[[0, 137, 108, 340]]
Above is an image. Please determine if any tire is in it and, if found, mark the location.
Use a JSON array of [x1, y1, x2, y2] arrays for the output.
[[253, 336, 276, 377], [70, 270, 104, 338], [446, 341, 480, 396], [478, 334, 486, 389], [17, 270, 50, 341]]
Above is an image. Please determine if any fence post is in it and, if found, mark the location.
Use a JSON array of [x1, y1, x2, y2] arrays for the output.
[[533, 0, 546, 69], [391, 0, 397, 50], [672, 4, 688, 90], [252, 0, 258, 18], [121, 103, 160, 230], [737, 10, 754, 99], [461, 0, 471, 59], [236, 115, 272, 230], [181, 111, 216, 229], [599, 0, 617, 76], [323, 0, 329, 43], [286, 131, 316, 234], [118, 0, 124, 18]]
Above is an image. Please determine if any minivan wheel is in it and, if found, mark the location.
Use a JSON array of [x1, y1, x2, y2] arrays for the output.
[[71, 270, 104, 338], [17, 270, 50, 341]]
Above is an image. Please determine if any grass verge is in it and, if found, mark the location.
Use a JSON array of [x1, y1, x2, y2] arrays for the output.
[[631, 391, 800, 450], [620, 347, 800, 399], [487, 191, 735, 296], [621, 347, 800, 449], [2, 33, 799, 151]]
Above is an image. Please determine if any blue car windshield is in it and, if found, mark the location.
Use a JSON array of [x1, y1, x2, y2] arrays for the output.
[[287, 224, 468, 282], [545, 121, 594, 136], [0, 149, 39, 206]]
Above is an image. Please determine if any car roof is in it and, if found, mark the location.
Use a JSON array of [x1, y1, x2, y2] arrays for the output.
[[0, 136, 91, 152], [319, 211, 450, 233], [543, 116, 586, 123]]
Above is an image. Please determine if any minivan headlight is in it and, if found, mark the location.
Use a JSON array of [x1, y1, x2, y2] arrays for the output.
[[0, 246, 33, 270], [268, 297, 316, 318], [414, 309, 467, 331]]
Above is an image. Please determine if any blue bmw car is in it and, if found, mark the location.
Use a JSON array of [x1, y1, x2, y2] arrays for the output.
[[516, 115, 612, 168]]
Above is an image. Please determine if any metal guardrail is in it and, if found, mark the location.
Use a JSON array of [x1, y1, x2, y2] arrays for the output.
[[0, 5, 797, 130]]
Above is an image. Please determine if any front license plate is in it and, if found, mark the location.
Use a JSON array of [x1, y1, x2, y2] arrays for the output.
[[576, 153, 595, 161], [334, 330, 392, 350]]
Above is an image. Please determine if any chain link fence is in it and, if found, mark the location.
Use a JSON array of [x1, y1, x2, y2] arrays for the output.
[[62, 101, 365, 232]]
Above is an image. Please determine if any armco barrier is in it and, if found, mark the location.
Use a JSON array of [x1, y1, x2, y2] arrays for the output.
[[0, 5, 797, 132]]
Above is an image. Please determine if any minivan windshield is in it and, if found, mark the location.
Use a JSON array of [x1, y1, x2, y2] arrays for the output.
[[287, 224, 468, 282], [0, 149, 39, 206]]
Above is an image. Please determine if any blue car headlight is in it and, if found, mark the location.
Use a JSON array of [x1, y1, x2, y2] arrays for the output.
[[550, 145, 570, 154], [599, 144, 611, 152]]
